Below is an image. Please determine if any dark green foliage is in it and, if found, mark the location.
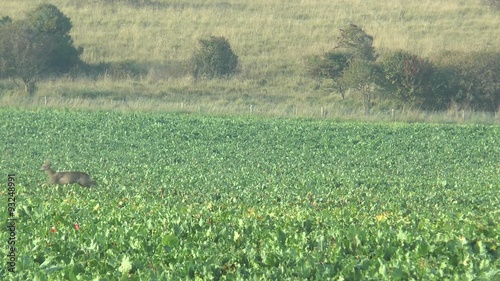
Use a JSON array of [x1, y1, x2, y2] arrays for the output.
[[378, 50, 440, 109], [25, 4, 72, 35], [306, 24, 379, 107], [0, 4, 82, 94], [306, 24, 499, 112], [306, 51, 351, 99], [341, 59, 382, 112], [191, 36, 239, 79], [0, 23, 55, 93], [307, 51, 350, 80], [434, 51, 500, 111], [336, 24, 376, 62], [306, 24, 376, 80], [24, 4, 82, 74], [0, 16, 12, 26]]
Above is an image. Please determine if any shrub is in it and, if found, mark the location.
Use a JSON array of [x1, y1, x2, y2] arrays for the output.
[[434, 51, 500, 111], [191, 36, 239, 79], [0, 16, 11, 27], [378, 50, 441, 109]]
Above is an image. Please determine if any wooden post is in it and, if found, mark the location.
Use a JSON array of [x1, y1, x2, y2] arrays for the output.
[[391, 109, 395, 120], [321, 107, 325, 118], [44, 96, 47, 106], [462, 110, 465, 121], [250, 104, 253, 113]]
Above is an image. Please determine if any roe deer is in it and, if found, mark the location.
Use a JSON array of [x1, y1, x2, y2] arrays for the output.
[[40, 160, 97, 187]]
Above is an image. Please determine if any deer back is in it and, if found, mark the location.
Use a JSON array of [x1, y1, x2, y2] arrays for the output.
[[41, 160, 96, 187]]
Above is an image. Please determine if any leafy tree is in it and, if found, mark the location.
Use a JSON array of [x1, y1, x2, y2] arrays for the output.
[[434, 51, 500, 111], [24, 4, 82, 74], [191, 36, 239, 79], [0, 23, 55, 94], [341, 59, 381, 113], [25, 4, 72, 35], [336, 23, 376, 62], [378, 50, 439, 109], [307, 51, 350, 99], [306, 24, 379, 109], [0, 4, 82, 95]]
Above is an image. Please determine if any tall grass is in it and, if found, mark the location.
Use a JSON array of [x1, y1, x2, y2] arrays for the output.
[[0, 0, 498, 119], [2, 92, 499, 124]]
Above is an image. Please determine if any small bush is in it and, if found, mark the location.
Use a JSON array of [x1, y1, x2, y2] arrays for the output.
[[0, 16, 12, 27], [191, 36, 239, 79]]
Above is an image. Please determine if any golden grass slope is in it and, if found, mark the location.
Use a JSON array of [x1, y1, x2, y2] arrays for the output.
[[0, 0, 498, 119], [2, 0, 497, 66]]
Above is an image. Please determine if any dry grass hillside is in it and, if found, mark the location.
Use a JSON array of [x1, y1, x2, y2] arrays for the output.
[[0, 0, 498, 120]]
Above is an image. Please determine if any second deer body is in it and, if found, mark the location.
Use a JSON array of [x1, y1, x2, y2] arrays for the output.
[[40, 160, 97, 187]]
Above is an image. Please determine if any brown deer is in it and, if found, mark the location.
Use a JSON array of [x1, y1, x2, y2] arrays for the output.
[[39, 160, 97, 187]]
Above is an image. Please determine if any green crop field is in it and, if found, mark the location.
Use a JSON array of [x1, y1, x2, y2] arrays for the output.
[[1, 108, 499, 279]]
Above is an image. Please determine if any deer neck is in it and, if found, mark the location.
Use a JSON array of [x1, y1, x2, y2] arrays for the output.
[[45, 168, 57, 177]]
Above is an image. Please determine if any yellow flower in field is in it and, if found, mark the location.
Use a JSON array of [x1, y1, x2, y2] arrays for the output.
[[376, 212, 389, 222], [233, 231, 240, 242], [458, 236, 468, 245]]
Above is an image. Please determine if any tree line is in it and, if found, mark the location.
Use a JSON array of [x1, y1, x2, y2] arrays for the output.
[[306, 24, 500, 112]]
